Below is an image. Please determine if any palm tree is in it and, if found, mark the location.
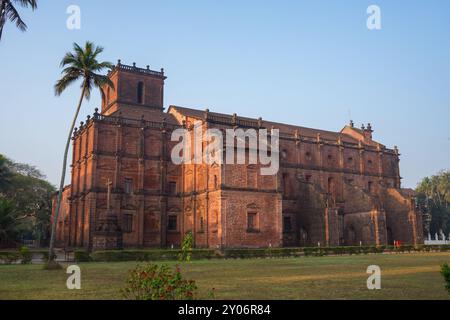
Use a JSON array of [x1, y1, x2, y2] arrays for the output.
[[49, 41, 114, 263], [0, 0, 38, 41]]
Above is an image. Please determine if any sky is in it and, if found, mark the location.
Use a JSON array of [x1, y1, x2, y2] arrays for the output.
[[0, 0, 449, 188]]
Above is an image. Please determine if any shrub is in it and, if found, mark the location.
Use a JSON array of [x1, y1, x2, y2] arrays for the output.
[[19, 246, 32, 264], [0, 251, 21, 264], [441, 263, 450, 293], [179, 231, 193, 262], [122, 263, 198, 300], [74, 250, 91, 262], [42, 251, 57, 262], [43, 260, 63, 270], [91, 249, 216, 262]]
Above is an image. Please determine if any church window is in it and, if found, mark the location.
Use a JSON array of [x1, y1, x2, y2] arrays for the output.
[[199, 216, 204, 232], [124, 178, 133, 194], [137, 81, 144, 104], [282, 173, 289, 192], [305, 151, 312, 161], [247, 212, 258, 232], [368, 181, 373, 193], [168, 215, 177, 231], [214, 175, 218, 189], [283, 217, 292, 233], [123, 214, 133, 233], [327, 177, 334, 194], [168, 181, 177, 195]]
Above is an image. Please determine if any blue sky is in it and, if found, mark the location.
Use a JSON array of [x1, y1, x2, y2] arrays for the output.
[[0, 0, 449, 188]]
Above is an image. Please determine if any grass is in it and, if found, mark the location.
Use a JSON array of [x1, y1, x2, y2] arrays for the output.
[[0, 252, 449, 300]]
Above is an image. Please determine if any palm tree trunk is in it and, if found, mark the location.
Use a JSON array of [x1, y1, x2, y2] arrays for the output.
[[48, 83, 87, 262]]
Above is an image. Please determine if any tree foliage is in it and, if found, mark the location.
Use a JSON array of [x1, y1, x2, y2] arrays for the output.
[[416, 170, 450, 235], [122, 263, 198, 300], [0, 0, 38, 41], [0, 154, 55, 246], [179, 231, 193, 262]]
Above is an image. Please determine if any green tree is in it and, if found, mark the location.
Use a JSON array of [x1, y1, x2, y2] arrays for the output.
[[416, 170, 450, 235], [49, 42, 114, 262], [0, 154, 55, 246], [0, 154, 12, 193], [0, 198, 20, 245], [0, 0, 37, 41]]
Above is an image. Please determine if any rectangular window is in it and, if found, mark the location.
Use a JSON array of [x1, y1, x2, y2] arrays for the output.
[[199, 216, 204, 232], [282, 173, 289, 192], [123, 214, 133, 233], [283, 217, 292, 233], [168, 215, 177, 231], [247, 212, 258, 232], [168, 181, 177, 195], [124, 178, 133, 194]]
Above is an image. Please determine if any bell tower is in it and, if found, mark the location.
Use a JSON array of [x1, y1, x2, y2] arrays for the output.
[[101, 60, 167, 118]]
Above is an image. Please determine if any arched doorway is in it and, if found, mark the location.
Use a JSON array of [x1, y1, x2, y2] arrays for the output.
[[345, 226, 356, 246], [299, 227, 308, 247], [386, 227, 393, 245]]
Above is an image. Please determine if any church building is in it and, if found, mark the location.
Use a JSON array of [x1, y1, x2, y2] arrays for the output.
[[52, 61, 423, 250]]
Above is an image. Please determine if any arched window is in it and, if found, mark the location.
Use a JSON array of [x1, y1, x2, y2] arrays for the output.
[[327, 177, 334, 194], [368, 181, 373, 193], [137, 81, 144, 104]]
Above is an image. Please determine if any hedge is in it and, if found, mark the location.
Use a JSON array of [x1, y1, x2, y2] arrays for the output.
[[1, 244, 449, 263], [90, 249, 217, 262], [0, 248, 48, 264]]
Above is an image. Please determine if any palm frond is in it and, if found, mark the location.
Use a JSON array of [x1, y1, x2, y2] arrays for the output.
[[5, 2, 26, 31], [54, 73, 80, 96], [54, 41, 114, 98], [12, 0, 37, 10]]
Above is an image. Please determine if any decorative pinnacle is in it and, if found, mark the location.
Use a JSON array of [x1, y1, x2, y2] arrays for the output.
[[349, 120, 354, 128]]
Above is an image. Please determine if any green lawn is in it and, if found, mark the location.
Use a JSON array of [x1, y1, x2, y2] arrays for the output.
[[0, 252, 449, 300]]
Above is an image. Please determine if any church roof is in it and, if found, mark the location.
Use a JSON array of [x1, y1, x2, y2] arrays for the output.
[[168, 105, 361, 144]]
